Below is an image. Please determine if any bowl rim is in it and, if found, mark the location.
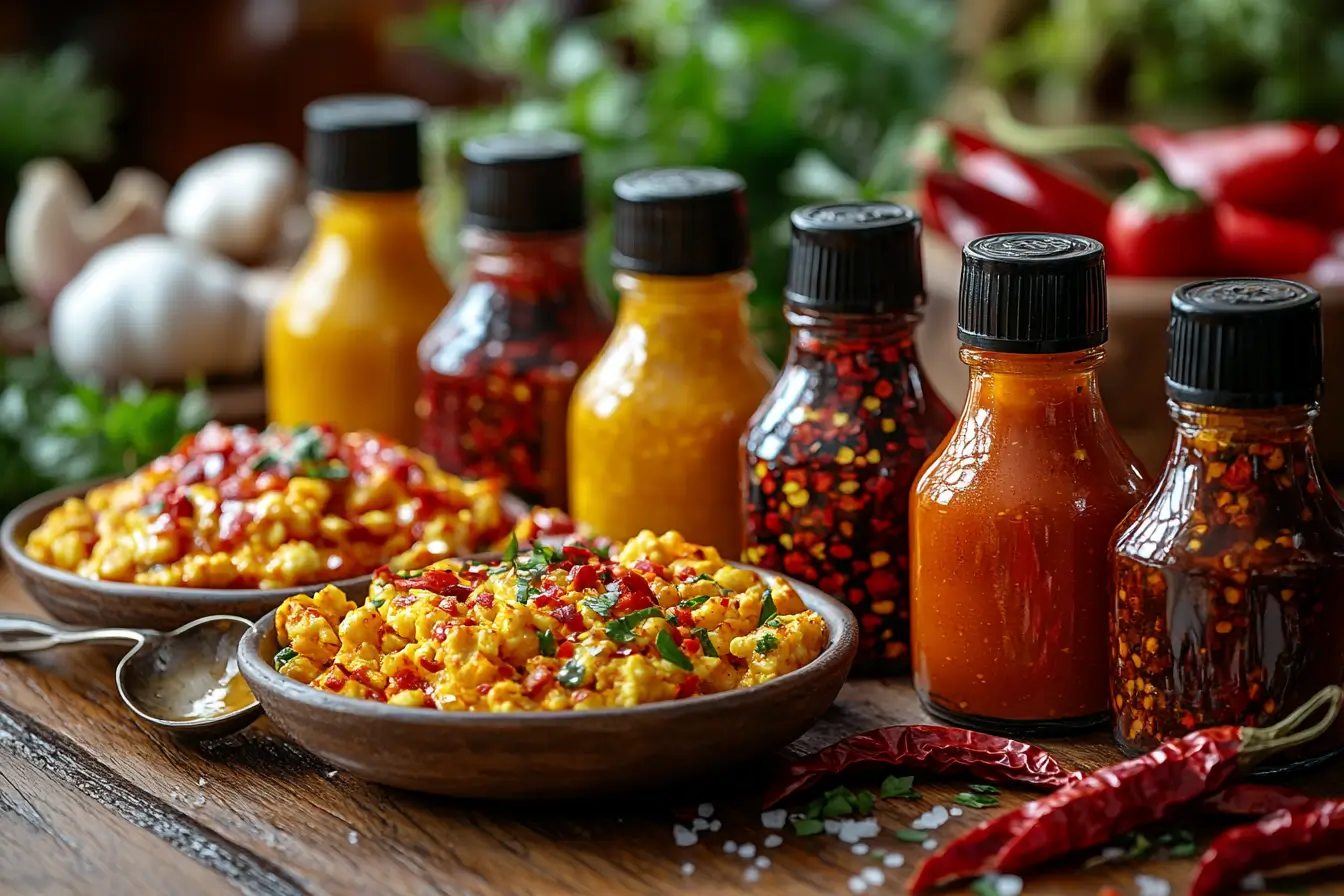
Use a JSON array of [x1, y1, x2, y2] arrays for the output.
[[0, 476, 525, 604], [238, 559, 859, 725]]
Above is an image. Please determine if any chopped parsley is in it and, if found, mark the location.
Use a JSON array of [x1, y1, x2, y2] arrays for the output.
[[516, 579, 538, 604], [953, 792, 1000, 809], [968, 783, 999, 794], [301, 460, 349, 480], [487, 563, 510, 576], [969, 878, 1000, 896], [754, 632, 780, 655], [896, 829, 929, 843], [655, 630, 694, 671], [764, 618, 783, 629], [537, 629, 557, 658], [589, 541, 611, 561], [273, 647, 298, 670], [368, 596, 386, 609], [248, 452, 277, 472], [583, 591, 620, 618], [1158, 829, 1197, 858], [502, 532, 519, 563], [677, 595, 711, 610], [605, 606, 663, 643], [792, 818, 824, 836], [691, 627, 718, 657], [291, 425, 328, 462], [557, 658, 587, 689], [690, 573, 716, 583], [879, 775, 919, 799], [757, 588, 778, 627]]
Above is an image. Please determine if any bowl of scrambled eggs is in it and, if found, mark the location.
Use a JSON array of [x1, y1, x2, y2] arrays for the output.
[[238, 530, 858, 797], [1, 422, 522, 630]]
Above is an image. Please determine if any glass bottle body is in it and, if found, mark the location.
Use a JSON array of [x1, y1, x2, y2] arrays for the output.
[[569, 270, 775, 555], [418, 229, 611, 507], [1111, 402, 1344, 771], [743, 306, 953, 674], [911, 347, 1149, 734], [266, 191, 452, 445]]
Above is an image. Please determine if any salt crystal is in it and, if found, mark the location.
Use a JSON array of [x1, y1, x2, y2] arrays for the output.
[[1101, 846, 1125, 860], [1135, 875, 1171, 896], [760, 809, 788, 829], [673, 825, 698, 847], [861, 868, 885, 886], [950, 807, 963, 817], [838, 818, 880, 843], [197, 777, 205, 787], [189, 792, 206, 807], [724, 840, 739, 854], [911, 818, 930, 830], [709, 819, 722, 832], [847, 876, 869, 894], [755, 857, 771, 869], [931, 806, 949, 822], [680, 862, 695, 877], [851, 843, 870, 855], [883, 853, 905, 869], [744, 868, 761, 884], [738, 843, 757, 859], [995, 875, 1024, 896], [698, 802, 715, 818], [692, 818, 710, 831], [922, 839, 938, 851], [1241, 873, 1267, 892], [347, 831, 359, 845], [763, 834, 783, 848], [824, 819, 842, 835], [325, 770, 339, 779]]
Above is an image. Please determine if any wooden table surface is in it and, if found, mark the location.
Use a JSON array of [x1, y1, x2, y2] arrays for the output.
[[1, 567, 1341, 896]]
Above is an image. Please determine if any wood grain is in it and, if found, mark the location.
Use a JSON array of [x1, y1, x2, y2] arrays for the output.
[[0, 567, 1341, 895]]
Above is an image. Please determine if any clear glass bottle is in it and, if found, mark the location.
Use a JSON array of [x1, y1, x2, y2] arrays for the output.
[[911, 234, 1148, 735], [569, 168, 775, 555], [742, 203, 953, 674], [1112, 278, 1344, 772], [417, 133, 612, 507]]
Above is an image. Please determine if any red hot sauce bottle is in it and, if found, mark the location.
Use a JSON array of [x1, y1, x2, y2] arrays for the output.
[[742, 203, 953, 674], [417, 132, 612, 507], [1112, 278, 1344, 773]]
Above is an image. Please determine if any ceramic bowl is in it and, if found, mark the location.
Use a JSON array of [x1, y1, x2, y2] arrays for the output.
[[0, 479, 527, 631], [237, 563, 858, 798]]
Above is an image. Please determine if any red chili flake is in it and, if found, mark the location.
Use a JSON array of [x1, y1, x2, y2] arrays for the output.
[[631, 559, 667, 579], [673, 608, 695, 628], [570, 564, 600, 592], [675, 675, 701, 699], [419, 656, 445, 673], [556, 640, 576, 659], [550, 603, 582, 632], [572, 688, 594, 703], [392, 670, 429, 693], [521, 665, 555, 697], [467, 592, 495, 611], [476, 683, 492, 695]]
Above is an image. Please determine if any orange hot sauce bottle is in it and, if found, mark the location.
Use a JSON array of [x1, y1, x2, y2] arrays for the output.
[[910, 234, 1149, 736]]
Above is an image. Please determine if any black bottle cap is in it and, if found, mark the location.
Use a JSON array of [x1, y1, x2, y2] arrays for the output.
[[611, 168, 750, 276], [785, 203, 924, 314], [1166, 278, 1323, 408], [957, 233, 1108, 353], [305, 95, 426, 193], [461, 131, 586, 233]]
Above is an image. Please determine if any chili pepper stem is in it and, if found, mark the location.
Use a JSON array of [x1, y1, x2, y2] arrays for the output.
[[1239, 685, 1344, 762]]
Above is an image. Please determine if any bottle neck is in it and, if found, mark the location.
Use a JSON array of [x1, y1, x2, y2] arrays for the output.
[[960, 345, 1105, 407], [785, 305, 921, 365], [462, 227, 588, 293], [311, 190, 426, 240], [613, 269, 756, 328]]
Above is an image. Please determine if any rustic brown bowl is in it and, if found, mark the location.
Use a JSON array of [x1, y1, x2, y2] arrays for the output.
[[0, 479, 528, 631], [237, 563, 858, 798]]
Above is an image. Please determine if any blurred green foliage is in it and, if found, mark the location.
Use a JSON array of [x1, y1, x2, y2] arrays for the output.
[[0, 46, 114, 176], [397, 0, 955, 359], [987, 0, 1344, 125], [0, 353, 211, 514]]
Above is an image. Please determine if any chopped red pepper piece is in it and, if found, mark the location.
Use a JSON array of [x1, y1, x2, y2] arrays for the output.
[[521, 665, 555, 697]]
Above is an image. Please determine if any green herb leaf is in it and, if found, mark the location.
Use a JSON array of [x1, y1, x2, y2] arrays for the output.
[[247, 451, 276, 472], [502, 532, 519, 563], [854, 790, 875, 817], [691, 627, 718, 657], [516, 578, 538, 604], [754, 632, 780, 655], [792, 818, 824, 836], [604, 606, 664, 643], [656, 630, 694, 671], [953, 792, 1000, 809], [537, 629, 557, 657], [583, 591, 620, 618], [677, 594, 711, 609], [557, 658, 586, 689], [690, 573, 716, 583], [822, 792, 854, 818], [968, 784, 999, 794], [487, 564, 510, 575], [273, 646, 298, 670], [765, 618, 783, 628], [1125, 832, 1152, 859], [804, 797, 826, 820], [1168, 841, 1197, 858], [592, 543, 610, 561], [302, 460, 349, 480], [970, 878, 1000, 896], [369, 597, 386, 609], [896, 829, 928, 843], [757, 588, 778, 627], [879, 775, 917, 799]]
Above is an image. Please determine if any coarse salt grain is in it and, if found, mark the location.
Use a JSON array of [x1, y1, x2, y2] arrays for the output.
[[848, 876, 868, 894], [197, 777, 205, 787], [922, 839, 938, 851], [995, 875, 1024, 896], [1102, 846, 1126, 860], [673, 825, 698, 847], [824, 819, 842, 835], [838, 818, 880, 843], [760, 809, 788, 829], [680, 862, 695, 877], [709, 819, 722, 832], [931, 806, 949, 822], [861, 868, 884, 886], [692, 818, 709, 831], [764, 834, 784, 848], [950, 807, 963, 817], [1241, 873, 1267, 892], [738, 843, 757, 859], [851, 843, 870, 855], [698, 802, 715, 818], [744, 868, 761, 884], [724, 840, 739, 854], [1135, 875, 1171, 896], [347, 831, 358, 845], [755, 857, 771, 869], [883, 853, 905, 868], [325, 770, 338, 779]]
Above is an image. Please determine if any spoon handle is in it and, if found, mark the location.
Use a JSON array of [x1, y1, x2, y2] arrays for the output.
[[0, 615, 147, 653]]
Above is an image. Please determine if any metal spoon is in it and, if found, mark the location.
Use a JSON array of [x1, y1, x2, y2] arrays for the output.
[[0, 614, 262, 739]]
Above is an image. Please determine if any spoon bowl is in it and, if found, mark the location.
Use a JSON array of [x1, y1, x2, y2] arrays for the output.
[[0, 613, 261, 739]]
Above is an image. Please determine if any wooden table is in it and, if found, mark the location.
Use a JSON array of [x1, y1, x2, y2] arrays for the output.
[[1, 568, 1341, 896]]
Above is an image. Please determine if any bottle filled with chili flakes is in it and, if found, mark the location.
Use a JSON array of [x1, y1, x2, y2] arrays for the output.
[[741, 203, 953, 674], [418, 132, 612, 507], [1112, 278, 1344, 772]]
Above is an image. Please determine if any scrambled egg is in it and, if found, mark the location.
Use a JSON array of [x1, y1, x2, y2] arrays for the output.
[[24, 422, 508, 589], [274, 530, 828, 711]]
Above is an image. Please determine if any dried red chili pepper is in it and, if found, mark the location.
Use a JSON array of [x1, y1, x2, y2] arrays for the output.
[[761, 725, 1080, 810], [743, 203, 953, 673], [909, 685, 1342, 893], [1202, 783, 1320, 817], [1191, 800, 1344, 896]]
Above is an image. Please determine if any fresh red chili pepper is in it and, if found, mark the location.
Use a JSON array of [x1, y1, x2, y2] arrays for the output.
[[1215, 203, 1331, 276], [1133, 122, 1344, 223], [1191, 800, 1344, 896], [909, 685, 1342, 893], [761, 725, 1080, 810], [911, 121, 1110, 240], [918, 171, 1050, 246]]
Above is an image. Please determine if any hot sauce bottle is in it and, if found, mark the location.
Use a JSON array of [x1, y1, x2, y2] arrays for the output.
[[568, 168, 775, 554], [742, 203, 953, 674], [1112, 279, 1344, 772], [417, 133, 612, 507], [911, 234, 1148, 735]]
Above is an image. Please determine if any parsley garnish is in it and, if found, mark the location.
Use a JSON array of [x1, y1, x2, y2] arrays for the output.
[[487, 563, 510, 575], [677, 595, 711, 609], [502, 532, 519, 563], [248, 452, 276, 472], [583, 591, 620, 618], [273, 647, 298, 670], [302, 460, 349, 480], [516, 578, 538, 604], [557, 658, 586, 688], [879, 775, 919, 799], [605, 606, 663, 642], [1125, 832, 1152, 859], [537, 629, 557, 657], [822, 788, 857, 817], [691, 627, 718, 657], [968, 784, 999, 794], [970, 878, 1000, 896], [896, 829, 929, 843], [690, 573, 716, 583], [1158, 829, 1197, 858], [757, 588, 778, 627], [291, 425, 327, 462], [764, 618, 783, 628], [754, 632, 779, 655], [656, 630, 694, 671], [792, 818, 824, 836], [591, 542, 611, 561], [954, 792, 999, 809], [369, 597, 386, 609]]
